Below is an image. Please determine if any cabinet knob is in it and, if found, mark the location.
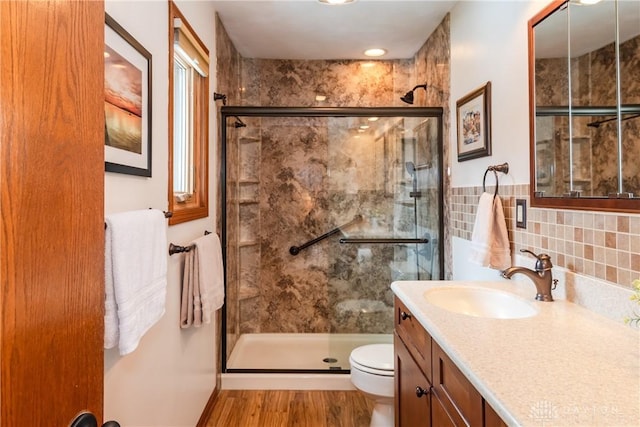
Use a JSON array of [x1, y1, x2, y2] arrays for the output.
[[400, 311, 411, 320], [415, 386, 430, 398]]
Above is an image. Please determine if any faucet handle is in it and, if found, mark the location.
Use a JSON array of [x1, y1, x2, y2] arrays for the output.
[[520, 249, 553, 271]]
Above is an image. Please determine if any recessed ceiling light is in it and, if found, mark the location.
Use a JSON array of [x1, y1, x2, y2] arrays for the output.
[[364, 48, 387, 57], [318, 0, 356, 4]]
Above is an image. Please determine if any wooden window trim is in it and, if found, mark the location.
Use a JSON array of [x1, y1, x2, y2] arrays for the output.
[[168, 0, 209, 225]]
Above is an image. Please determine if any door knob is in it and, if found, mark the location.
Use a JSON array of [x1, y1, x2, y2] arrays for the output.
[[70, 412, 121, 427]]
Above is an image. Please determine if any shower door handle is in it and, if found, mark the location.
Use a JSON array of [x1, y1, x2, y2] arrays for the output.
[[339, 238, 429, 244]]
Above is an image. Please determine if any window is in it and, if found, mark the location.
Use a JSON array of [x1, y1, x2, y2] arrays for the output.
[[168, 2, 209, 224]]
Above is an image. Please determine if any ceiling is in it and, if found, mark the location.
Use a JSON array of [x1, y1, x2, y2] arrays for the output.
[[211, 0, 457, 60]]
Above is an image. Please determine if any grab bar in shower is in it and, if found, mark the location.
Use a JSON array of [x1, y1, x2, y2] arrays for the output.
[[289, 215, 363, 256], [339, 237, 429, 244]]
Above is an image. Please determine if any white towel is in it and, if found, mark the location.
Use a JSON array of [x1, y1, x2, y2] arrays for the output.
[[469, 192, 511, 270], [104, 209, 168, 355], [180, 233, 224, 328]]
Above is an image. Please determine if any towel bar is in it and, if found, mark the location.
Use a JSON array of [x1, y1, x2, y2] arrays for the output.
[[104, 210, 172, 229], [168, 230, 212, 256], [169, 243, 192, 255]]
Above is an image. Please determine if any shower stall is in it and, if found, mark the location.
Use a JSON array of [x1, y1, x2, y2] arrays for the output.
[[221, 107, 443, 373]]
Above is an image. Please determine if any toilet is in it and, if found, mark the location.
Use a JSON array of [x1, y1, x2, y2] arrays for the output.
[[349, 343, 395, 427]]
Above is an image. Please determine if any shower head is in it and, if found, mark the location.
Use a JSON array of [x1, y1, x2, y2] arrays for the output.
[[400, 84, 428, 105], [213, 92, 227, 105], [233, 116, 246, 128]]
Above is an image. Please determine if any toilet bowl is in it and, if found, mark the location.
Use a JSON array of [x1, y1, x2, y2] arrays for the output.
[[349, 343, 395, 427]]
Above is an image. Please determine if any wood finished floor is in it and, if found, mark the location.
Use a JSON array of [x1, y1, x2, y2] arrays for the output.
[[205, 390, 374, 427]]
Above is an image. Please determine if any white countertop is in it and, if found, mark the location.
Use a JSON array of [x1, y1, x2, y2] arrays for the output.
[[391, 280, 640, 427]]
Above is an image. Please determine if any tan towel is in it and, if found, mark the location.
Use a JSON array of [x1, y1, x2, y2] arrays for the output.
[[180, 233, 224, 328], [180, 249, 196, 328], [469, 192, 511, 270], [195, 233, 224, 323]]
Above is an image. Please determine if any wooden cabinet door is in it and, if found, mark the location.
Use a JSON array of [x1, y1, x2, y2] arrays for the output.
[[484, 403, 508, 427], [431, 393, 456, 427], [1, 0, 105, 424], [432, 342, 484, 427], [394, 333, 431, 427]]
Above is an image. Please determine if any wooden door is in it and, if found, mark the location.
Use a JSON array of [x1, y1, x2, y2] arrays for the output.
[[1, 0, 105, 425]]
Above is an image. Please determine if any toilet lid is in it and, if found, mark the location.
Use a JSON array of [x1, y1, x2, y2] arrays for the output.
[[349, 344, 394, 372]]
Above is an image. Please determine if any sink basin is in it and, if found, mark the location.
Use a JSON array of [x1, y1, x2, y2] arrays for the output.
[[423, 286, 538, 319]]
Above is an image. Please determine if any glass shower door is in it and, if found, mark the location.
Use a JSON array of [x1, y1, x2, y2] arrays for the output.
[[222, 108, 443, 373]]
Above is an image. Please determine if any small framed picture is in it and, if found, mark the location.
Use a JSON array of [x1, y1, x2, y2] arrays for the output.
[[104, 14, 152, 177], [456, 82, 491, 162]]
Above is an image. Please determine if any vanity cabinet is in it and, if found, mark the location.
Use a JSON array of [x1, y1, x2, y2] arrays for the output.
[[394, 297, 507, 427]]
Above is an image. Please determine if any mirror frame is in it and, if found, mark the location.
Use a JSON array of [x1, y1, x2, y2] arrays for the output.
[[528, 0, 640, 213]]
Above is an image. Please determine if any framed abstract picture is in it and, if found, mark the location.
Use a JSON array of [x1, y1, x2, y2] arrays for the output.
[[456, 81, 491, 162], [104, 14, 152, 176]]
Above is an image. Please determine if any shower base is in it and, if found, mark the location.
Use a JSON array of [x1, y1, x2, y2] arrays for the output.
[[227, 333, 392, 370], [223, 333, 392, 390]]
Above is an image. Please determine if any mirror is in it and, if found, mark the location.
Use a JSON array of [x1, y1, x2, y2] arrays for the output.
[[528, 0, 640, 211]]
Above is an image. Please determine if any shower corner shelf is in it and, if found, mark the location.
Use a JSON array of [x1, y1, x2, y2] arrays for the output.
[[239, 240, 259, 248], [238, 199, 259, 205]]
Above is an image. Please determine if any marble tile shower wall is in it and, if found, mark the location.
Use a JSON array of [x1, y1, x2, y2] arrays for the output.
[[414, 15, 451, 279], [215, 15, 243, 357], [216, 14, 451, 341], [240, 58, 414, 107], [451, 184, 640, 290], [254, 116, 403, 334]]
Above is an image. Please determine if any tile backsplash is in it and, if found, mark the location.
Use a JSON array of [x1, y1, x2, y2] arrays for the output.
[[452, 183, 640, 291]]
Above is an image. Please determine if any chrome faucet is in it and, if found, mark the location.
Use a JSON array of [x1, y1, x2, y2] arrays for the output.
[[501, 249, 556, 301]]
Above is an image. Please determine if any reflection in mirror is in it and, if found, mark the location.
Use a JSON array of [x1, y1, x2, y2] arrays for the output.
[[530, 0, 640, 211], [534, 3, 568, 196], [619, 2, 640, 198], [569, 1, 616, 197]]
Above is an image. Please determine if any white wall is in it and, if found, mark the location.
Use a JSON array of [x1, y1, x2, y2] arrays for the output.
[[449, 0, 548, 189], [104, 1, 218, 425], [449, 0, 546, 281]]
